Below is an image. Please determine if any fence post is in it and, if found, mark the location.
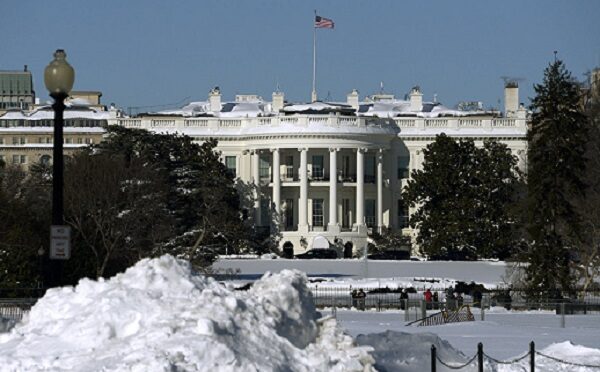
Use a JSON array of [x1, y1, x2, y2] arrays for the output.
[[431, 344, 436, 372], [481, 305, 485, 321], [560, 303, 565, 328], [421, 300, 427, 319], [404, 299, 409, 321], [477, 342, 483, 372], [530, 341, 535, 372]]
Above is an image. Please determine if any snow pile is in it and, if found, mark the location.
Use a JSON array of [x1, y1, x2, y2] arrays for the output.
[[0, 255, 374, 371], [510, 342, 600, 372], [356, 331, 490, 372], [356, 331, 600, 372]]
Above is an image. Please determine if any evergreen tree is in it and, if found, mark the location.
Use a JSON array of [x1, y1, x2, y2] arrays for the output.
[[93, 126, 251, 268], [403, 134, 520, 260], [524, 60, 588, 298]]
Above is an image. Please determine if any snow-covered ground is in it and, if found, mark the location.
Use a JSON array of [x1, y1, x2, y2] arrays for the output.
[[213, 258, 511, 286], [1, 256, 599, 371]]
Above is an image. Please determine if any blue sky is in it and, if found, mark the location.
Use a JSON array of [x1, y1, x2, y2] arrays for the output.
[[2, 1, 599, 111]]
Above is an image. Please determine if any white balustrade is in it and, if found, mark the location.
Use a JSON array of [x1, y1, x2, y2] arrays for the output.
[[118, 119, 142, 128], [458, 119, 483, 127], [394, 118, 416, 128], [425, 119, 448, 127], [151, 119, 176, 127], [492, 119, 516, 127], [185, 119, 209, 127], [219, 119, 241, 127]]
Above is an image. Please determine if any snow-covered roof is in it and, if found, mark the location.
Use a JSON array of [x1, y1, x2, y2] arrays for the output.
[[156, 101, 270, 118], [282, 102, 353, 114], [0, 107, 111, 121], [359, 100, 493, 118]]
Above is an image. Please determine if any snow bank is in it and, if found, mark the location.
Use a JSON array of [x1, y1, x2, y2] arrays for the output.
[[513, 342, 600, 372], [356, 331, 489, 371], [0, 255, 374, 371], [356, 331, 600, 372]]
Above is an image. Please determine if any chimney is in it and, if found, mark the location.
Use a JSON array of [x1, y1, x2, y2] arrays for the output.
[[272, 91, 284, 112], [409, 86, 423, 112], [209, 87, 221, 113], [347, 89, 359, 109], [504, 82, 519, 118], [24, 65, 28, 72]]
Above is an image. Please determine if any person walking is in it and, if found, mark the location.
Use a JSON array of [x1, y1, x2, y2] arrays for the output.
[[424, 288, 433, 310], [357, 289, 366, 311]]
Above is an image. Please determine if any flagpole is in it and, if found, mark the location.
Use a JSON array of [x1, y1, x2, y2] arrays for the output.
[[312, 10, 317, 102]]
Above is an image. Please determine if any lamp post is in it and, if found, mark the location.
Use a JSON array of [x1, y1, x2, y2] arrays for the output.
[[44, 50, 75, 282]]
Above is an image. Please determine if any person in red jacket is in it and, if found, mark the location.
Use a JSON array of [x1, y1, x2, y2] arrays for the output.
[[424, 289, 433, 309]]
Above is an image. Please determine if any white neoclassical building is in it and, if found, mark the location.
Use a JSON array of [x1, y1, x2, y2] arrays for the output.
[[113, 85, 528, 256]]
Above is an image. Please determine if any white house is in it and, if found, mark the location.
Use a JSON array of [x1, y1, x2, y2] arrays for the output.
[[113, 85, 528, 256]]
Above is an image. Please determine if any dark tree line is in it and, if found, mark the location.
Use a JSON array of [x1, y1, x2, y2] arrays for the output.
[[0, 126, 261, 289]]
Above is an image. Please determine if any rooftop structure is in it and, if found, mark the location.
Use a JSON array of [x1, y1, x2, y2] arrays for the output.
[[0, 67, 35, 113]]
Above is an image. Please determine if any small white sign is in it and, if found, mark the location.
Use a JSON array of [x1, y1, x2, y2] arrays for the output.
[[50, 225, 71, 260]]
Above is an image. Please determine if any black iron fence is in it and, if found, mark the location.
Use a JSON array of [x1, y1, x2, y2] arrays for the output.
[[310, 285, 600, 314], [0, 298, 37, 322], [431, 341, 600, 371]]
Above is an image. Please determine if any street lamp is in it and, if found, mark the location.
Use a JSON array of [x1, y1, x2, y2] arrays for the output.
[[44, 49, 74, 278]]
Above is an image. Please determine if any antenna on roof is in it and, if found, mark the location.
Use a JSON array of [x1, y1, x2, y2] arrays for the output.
[[379, 81, 384, 94], [275, 82, 281, 93], [433, 93, 438, 103]]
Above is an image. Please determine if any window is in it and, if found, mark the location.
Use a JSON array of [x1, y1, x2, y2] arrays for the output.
[[12, 137, 18, 145], [365, 199, 376, 227], [284, 199, 294, 229], [342, 155, 351, 180], [398, 199, 409, 229], [312, 199, 324, 227], [0, 155, 4, 163], [85, 138, 93, 144], [311, 155, 324, 179], [259, 155, 270, 181], [65, 138, 72, 144], [0, 137, 4, 144], [40, 155, 51, 165], [12, 155, 26, 164], [398, 155, 410, 179], [365, 155, 375, 183], [77, 138, 83, 144], [225, 156, 237, 177], [342, 198, 351, 228], [285, 156, 294, 179]]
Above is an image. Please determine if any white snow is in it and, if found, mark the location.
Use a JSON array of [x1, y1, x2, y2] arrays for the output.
[[0, 255, 374, 371]]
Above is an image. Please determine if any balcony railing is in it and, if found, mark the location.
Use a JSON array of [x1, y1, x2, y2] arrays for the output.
[[112, 115, 526, 133]]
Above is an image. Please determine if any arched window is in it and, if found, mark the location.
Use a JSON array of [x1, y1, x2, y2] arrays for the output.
[[40, 155, 51, 165]]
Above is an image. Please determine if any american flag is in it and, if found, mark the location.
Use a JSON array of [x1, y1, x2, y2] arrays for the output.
[[315, 15, 334, 29]]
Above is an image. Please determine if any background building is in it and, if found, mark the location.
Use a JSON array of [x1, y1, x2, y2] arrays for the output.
[[0, 67, 35, 114]]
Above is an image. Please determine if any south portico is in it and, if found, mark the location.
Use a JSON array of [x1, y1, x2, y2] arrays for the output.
[[247, 142, 391, 255]]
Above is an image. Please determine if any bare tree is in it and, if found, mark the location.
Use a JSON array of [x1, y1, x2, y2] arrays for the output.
[[64, 152, 172, 278]]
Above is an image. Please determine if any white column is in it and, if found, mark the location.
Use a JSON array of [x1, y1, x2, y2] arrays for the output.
[[328, 148, 338, 230], [252, 150, 261, 226], [376, 149, 383, 233], [355, 148, 365, 227], [272, 148, 281, 228], [298, 148, 308, 230]]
